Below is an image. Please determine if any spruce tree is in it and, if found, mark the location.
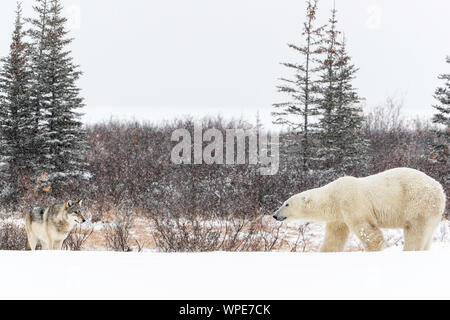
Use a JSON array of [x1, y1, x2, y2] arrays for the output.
[[0, 3, 34, 203], [316, 7, 341, 174], [316, 7, 368, 178], [333, 37, 368, 176], [430, 56, 449, 170], [27, 0, 51, 177], [273, 0, 324, 174], [28, 0, 89, 192]]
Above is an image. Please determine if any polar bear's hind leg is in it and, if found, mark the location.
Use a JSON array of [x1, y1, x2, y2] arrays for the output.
[[403, 218, 440, 251], [350, 221, 385, 252]]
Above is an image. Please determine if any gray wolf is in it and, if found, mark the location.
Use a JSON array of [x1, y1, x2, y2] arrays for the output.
[[25, 200, 86, 250]]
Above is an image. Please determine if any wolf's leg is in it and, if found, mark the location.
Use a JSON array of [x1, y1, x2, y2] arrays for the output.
[[41, 240, 50, 250], [25, 213, 35, 251], [320, 222, 350, 252], [28, 235, 38, 251], [53, 240, 63, 250]]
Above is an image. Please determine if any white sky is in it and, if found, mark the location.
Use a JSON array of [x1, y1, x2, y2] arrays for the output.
[[0, 0, 449, 128]]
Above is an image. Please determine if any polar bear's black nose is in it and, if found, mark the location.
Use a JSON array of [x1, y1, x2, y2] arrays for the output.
[[273, 215, 286, 222]]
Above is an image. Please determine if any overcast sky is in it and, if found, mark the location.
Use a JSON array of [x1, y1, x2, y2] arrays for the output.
[[0, 0, 449, 127]]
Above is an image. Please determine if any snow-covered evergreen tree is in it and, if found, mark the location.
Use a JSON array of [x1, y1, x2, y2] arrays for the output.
[[273, 0, 325, 175], [315, 7, 341, 174], [0, 3, 34, 203], [429, 56, 449, 170], [28, 0, 89, 191], [26, 0, 51, 177], [316, 7, 368, 178], [333, 37, 368, 175]]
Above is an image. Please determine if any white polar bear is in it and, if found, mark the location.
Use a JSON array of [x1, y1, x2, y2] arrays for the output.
[[273, 168, 446, 252]]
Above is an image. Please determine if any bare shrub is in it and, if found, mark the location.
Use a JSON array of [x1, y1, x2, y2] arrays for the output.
[[258, 221, 284, 251], [289, 223, 311, 252], [63, 225, 94, 251], [134, 239, 147, 252], [103, 211, 135, 252], [149, 212, 286, 252], [0, 223, 28, 250], [366, 97, 406, 133]]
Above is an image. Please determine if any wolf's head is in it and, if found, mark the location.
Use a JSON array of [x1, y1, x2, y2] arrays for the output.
[[64, 200, 86, 224]]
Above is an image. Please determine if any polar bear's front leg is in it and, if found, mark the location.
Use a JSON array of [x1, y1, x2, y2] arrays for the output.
[[350, 221, 385, 252], [320, 222, 350, 252]]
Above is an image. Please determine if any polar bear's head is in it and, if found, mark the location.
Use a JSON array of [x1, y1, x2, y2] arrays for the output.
[[273, 192, 314, 222]]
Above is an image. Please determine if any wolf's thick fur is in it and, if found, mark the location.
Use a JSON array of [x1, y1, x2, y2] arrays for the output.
[[273, 168, 446, 252], [25, 200, 85, 250]]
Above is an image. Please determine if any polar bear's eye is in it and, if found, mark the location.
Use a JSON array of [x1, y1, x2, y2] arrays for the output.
[[285, 204, 289, 207]]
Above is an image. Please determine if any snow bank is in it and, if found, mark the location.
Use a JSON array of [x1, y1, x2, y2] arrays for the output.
[[1, 250, 449, 300]]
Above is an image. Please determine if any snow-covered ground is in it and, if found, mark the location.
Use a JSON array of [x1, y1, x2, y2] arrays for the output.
[[1, 249, 450, 300], [2, 213, 450, 299]]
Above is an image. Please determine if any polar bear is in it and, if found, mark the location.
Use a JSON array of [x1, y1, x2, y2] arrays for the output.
[[273, 168, 446, 252]]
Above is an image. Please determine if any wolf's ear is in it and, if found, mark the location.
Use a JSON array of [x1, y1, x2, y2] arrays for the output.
[[78, 200, 83, 207], [66, 200, 74, 208]]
